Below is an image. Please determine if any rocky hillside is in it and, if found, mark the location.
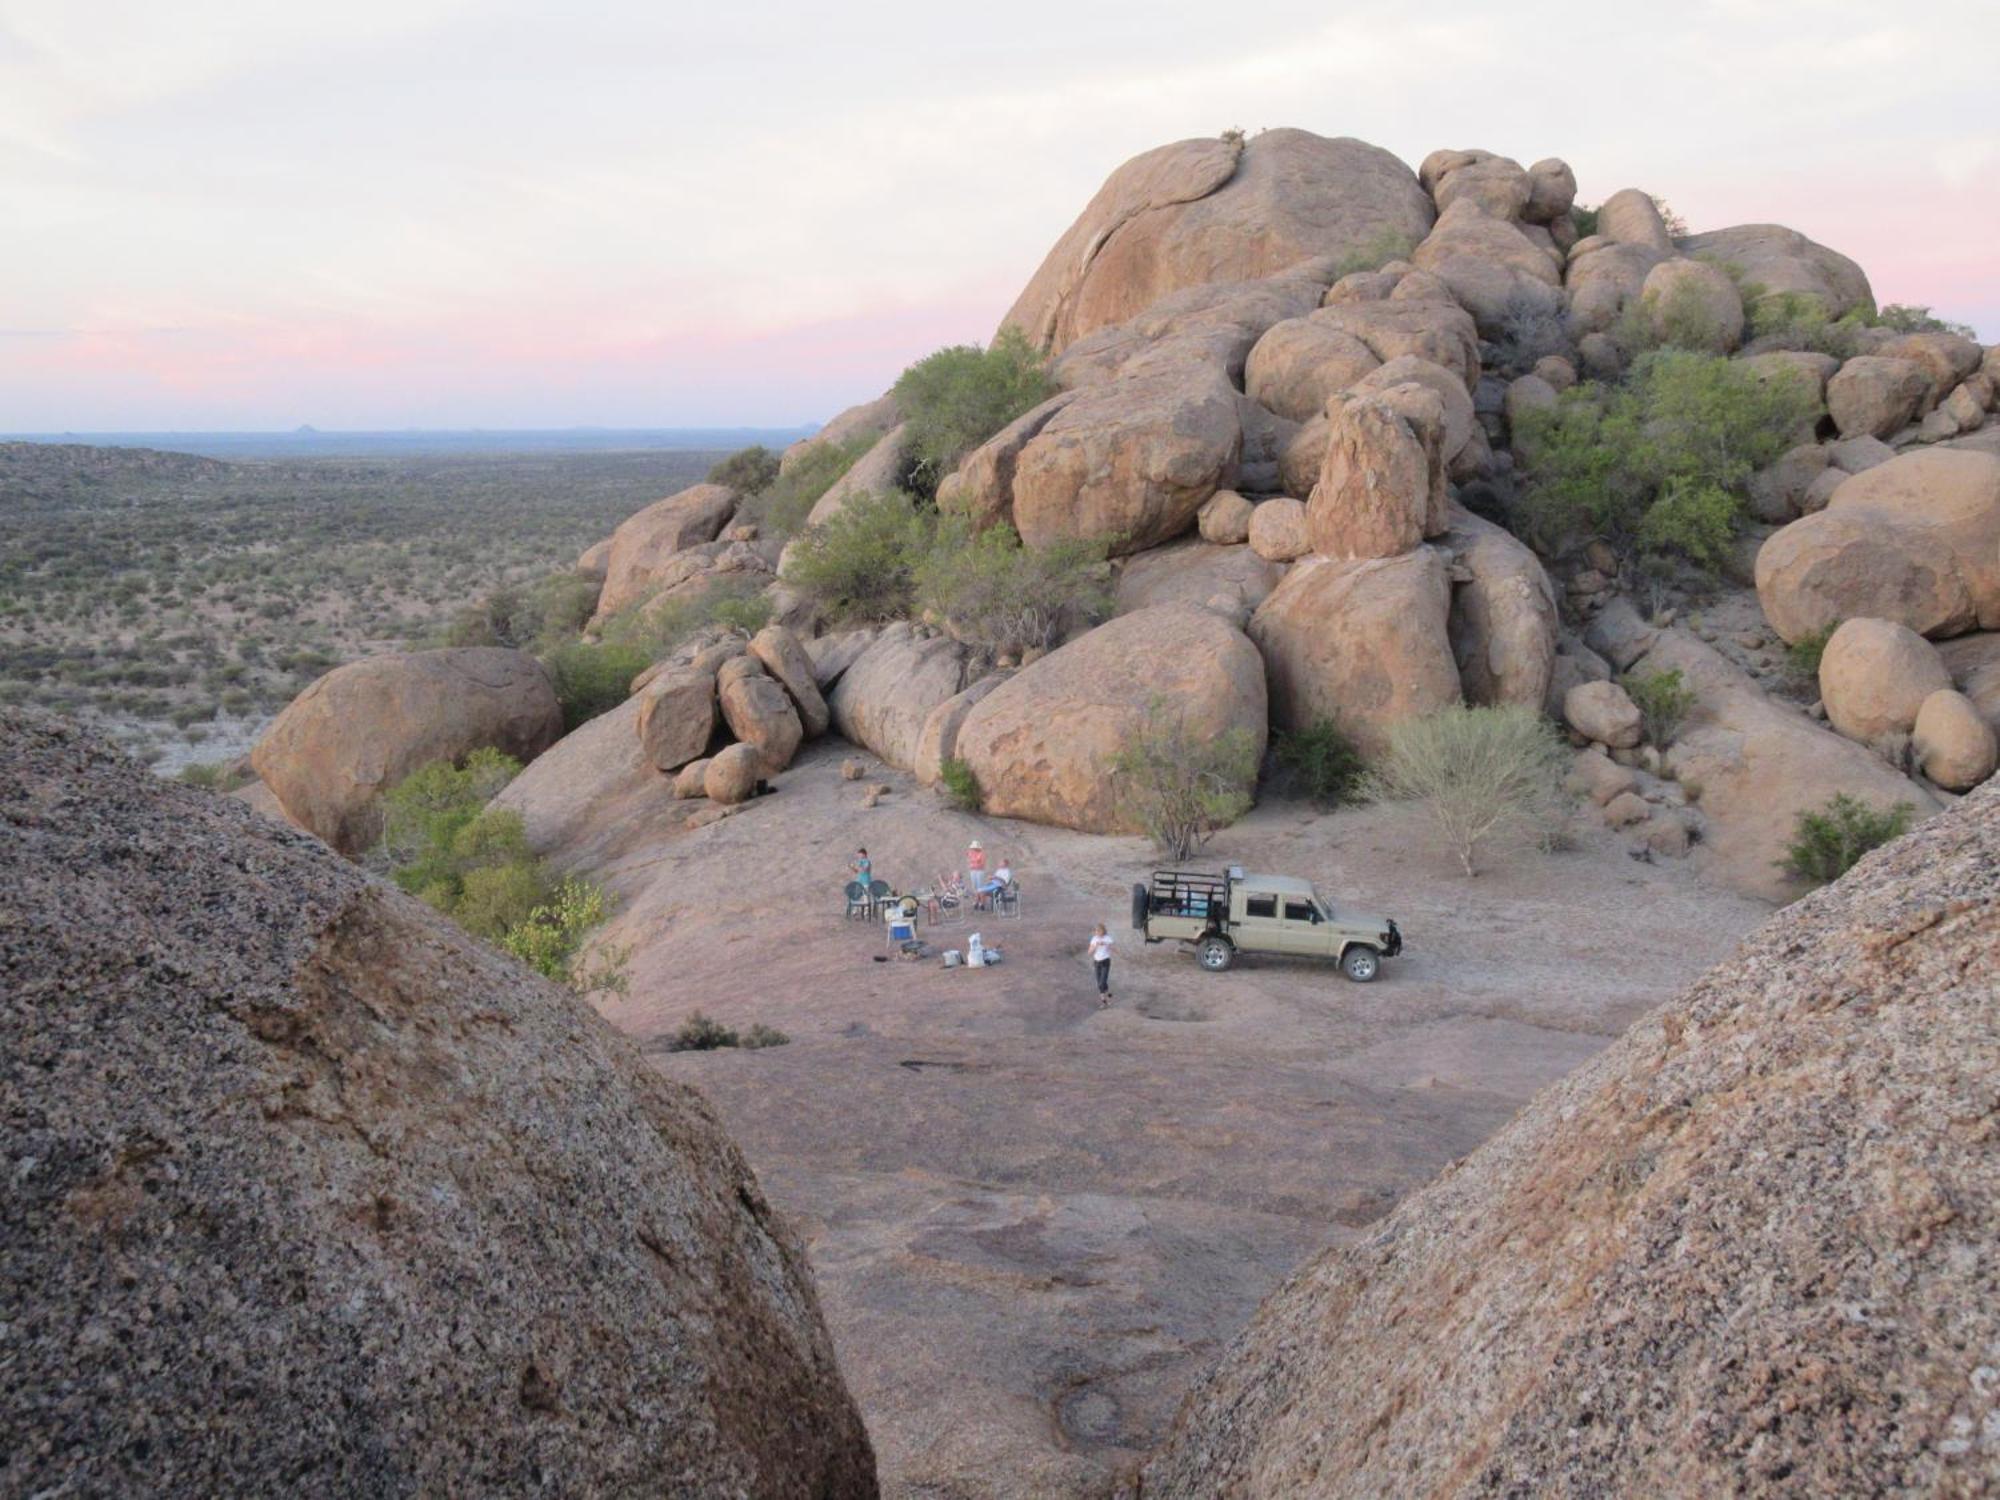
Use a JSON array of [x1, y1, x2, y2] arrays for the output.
[[241, 128, 1994, 906], [0, 710, 876, 1497], [1142, 777, 1997, 1496]]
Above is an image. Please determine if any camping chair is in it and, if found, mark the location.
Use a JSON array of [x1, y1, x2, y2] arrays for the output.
[[934, 873, 966, 926], [844, 880, 870, 921], [995, 879, 1021, 919], [867, 878, 891, 918]]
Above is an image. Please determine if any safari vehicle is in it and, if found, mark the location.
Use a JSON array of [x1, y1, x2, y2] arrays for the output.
[[1131, 866, 1403, 981]]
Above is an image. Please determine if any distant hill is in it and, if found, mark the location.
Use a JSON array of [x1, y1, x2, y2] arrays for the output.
[[0, 427, 818, 460], [0, 442, 234, 499]]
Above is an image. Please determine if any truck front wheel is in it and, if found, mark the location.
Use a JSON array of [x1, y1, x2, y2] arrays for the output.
[[1341, 944, 1380, 983], [1197, 936, 1234, 972]]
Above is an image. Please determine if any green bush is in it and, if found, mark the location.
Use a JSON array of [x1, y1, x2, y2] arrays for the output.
[[541, 639, 650, 730], [912, 518, 1109, 656], [1331, 225, 1418, 280], [1620, 667, 1697, 748], [1746, 292, 1872, 359], [1785, 622, 1838, 684], [708, 444, 782, 493], [374, 754, 626, 996], [1273, 718, 1367, 808], [499, 877, 628, 996], [744, 435, 870, 539], [938, 756, 981, 812], [893, 326, 1056, 498], [781, 490, 935, 622], [598, 574, 771, 663], [1364, 704, 1567, 876], [176, 759, 252, 793], [1109, 700, 1259, 861], [1781, 794, 1914, 886], [1570, 203, 1599, 237], [1517, 349, 1820, 573], [1875, 304, 1976, 338], [741, 1023, 791, 1049], [665, 1011, 738, 1051]]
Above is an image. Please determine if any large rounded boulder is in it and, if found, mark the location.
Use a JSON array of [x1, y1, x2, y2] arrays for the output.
[[1248, 549, 1461, 755], [1675, 222, 1874, 318], [954, 605, 1266, 833], [828, 623, 974, 772], [252, 647, 564, 857], [1011, 339, 1243, 555], [2, 713, 877, 1498], [1001, 129, 1434, 355], [1145, 774, 1994, 1498], [1756, 448, 2000, 642], [1818, 617, 1952, 744], [592, 482, 740, 621]]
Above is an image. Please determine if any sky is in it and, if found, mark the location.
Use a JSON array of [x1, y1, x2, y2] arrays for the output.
[[1, 0, 1995, 432]]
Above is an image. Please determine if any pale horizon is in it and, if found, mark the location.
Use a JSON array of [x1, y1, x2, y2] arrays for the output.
[[3, 0, 1995, 433]]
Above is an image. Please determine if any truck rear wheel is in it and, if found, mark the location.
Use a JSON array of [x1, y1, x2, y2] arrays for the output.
[[1341, 944, 1380, 983], [1131, 883, 1149, 933], [1197, 936, 1234, 972]]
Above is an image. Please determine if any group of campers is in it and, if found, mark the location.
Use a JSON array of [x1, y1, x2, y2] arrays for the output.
[[843, 841, 1115, 1004]]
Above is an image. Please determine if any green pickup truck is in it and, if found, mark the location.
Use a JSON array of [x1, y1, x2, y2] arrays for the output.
[[1131, 867, 1403, 981]]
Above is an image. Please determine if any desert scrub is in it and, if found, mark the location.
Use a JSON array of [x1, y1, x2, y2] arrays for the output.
[[1784, 622, 1839, 684], [1364, 704, 1568, 876], [1515, 349, 1820, 574], [893, 326, 1057, 498], [741, 434, 872, 539], [1331, 225, 1418, 280], [913, 518, 1110, 656], [1110, 700, 1259, 861], [1272, 718, 1366, 808], [1781, 793, 1915, 887], [781, 489, 936, 622], [541, 640, 651, 729], [373, 751, 628, 996], [707, 444, 782, 494], [1620, 667, 1697, 748], [938, 756, 981, 812], [662, 1013, 790, 1052], [175, 758, 253, 793]]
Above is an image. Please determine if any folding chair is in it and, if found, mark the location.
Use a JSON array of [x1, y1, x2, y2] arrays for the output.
[[843, 880, 870, 920], [995, 879, 1022, 920]]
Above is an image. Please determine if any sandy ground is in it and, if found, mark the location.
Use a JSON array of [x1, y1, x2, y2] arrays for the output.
[[574, 738, 1770, 1497]]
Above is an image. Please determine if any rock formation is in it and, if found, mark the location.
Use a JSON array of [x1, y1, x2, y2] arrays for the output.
[[251, 647, 563, 857], [1, 712, 876, 1498], [1145, 777, 1997, 1497]]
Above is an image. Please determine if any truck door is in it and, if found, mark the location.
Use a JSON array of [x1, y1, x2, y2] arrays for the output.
[[1238, 891, 1284, 953], [1280, 897, 1326, 956]]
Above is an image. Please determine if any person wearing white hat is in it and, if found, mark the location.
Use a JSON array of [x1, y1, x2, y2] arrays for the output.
[[966, 839, 986, 894]]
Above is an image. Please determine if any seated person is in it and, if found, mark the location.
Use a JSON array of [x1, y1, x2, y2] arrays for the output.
[[975, 859, 1013, 907]]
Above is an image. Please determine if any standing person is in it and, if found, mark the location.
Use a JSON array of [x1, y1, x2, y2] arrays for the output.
[[850, 847, 872, 885], [1088, 923, 1115, 1006], [966, 840, 986, 893]]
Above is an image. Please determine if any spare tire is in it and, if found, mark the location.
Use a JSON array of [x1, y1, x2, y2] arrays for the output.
[[1130, 882, 1149, 932]]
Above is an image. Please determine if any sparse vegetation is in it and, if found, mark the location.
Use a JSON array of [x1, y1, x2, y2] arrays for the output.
[[893, 327, 1057, 499], [1621, 667, 1697, 748], [1332, 225, 1418, 280], [939, 756, 982, 812], [1516, 349, 1820, 575], [782, 490, 935, 622], [1364, 704, 1568, 876], [1780, 793, 1915, 887], [913, 518, 1110, 657], [1569, 203, 1600, 238], [739, 434, 872, 539], [707, 444, 783, 494], [1874, 304, 1977, 338], [372, 750, 627, 996], [1785, 622, 1839, 685], [1648, 194, 1689, 238], [176, 758, 252, 793], [0, 443, 720, 767], [541, 640, 651, 730], [1109, 701, 1259, 861], [662, 1012, 791, 1052], [1272, 718, 1366, 808]]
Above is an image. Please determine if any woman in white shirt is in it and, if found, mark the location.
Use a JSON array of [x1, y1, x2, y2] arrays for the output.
[[1087, 923, 1115, 1006]]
